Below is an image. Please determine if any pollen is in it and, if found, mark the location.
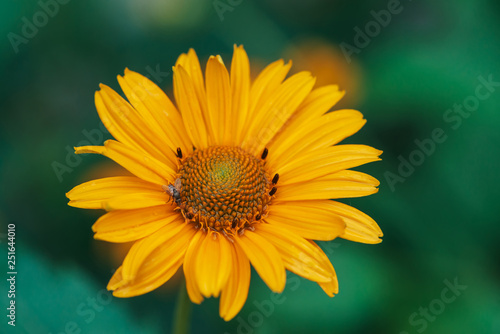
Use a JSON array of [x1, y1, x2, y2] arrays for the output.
[[177, 146, 274, 235]]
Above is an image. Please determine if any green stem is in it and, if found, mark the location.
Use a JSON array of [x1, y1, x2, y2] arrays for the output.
[[172, 280, 192, 334]]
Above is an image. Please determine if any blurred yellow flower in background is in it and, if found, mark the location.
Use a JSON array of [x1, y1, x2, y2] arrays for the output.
[[286, 38, 364, 108]]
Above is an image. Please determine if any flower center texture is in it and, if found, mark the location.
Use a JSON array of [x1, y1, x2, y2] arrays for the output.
[[175, 146, 277, 236]]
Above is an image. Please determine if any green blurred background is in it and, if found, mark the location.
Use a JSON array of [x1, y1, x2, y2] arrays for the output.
[[1, 0, 499, 333]]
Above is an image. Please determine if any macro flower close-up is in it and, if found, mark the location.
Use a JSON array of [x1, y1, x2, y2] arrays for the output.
[[66, 45, 382, 321], [5, 1, 498, 333]]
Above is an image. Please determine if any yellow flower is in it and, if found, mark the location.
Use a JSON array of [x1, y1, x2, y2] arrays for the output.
[[67, 45, 383, 321]]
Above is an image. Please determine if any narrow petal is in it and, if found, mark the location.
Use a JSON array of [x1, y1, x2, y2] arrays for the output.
[[173, 65, 209, 149], [107, 266, 126, 291], [267, 85, 344, 170], [230, 45, 250, 145], [175, 49, 211, 146], [109, 220, 197, 297], [195, 231, 233, 298], [66, 176, 161, 209], [219, 242, 250, 321], [318, 279, 339, 297], [266, 201, 345, 240], [277, 145, 382, 185], [269, 200, 382, 243], [243, 72, 316, 155], [308, 241, 339, 296], [256, 224, 332, 282], [307, 117, 367, 152], [92, 205, 177, 242], [324, 201, 383, 244], [236, 230, 286, 293], [101, 192, 168, 211], [117, 69, 192, 155], [268, 109, 365, 168], [75, 140, 175, 185], [120, 217, 185, 280], [175, 49, 208, 121], [239, 58, 291, 148], [248, 59, 292, 120], [205, 55, 232, 145], [111, 259, 181, 297], [183, 231, 206, 304], [275, 170, 380, 202], [288, 85, 345, 122], [96, 84, 177, 170]]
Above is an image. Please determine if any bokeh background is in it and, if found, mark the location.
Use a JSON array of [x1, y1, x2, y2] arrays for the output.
[[1, 0, 499, 333]]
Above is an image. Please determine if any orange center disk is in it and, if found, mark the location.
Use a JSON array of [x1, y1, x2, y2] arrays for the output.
[[178, 146, 272, 233]]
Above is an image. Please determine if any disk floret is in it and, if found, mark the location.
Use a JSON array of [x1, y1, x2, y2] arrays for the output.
[[176, 146, 275, 236]]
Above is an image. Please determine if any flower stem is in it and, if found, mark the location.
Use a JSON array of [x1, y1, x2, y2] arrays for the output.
[[172, 280, 192, 334]]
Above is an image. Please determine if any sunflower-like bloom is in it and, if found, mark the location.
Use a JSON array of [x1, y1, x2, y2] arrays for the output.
[[67, 45, 382, 321]]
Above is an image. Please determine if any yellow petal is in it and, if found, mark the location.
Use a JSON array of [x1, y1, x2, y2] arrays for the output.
[[195, 231, 232, 298], [256, 224, 332, 282], [205, 55, 232, 146], [268, 109, 365, 168], [108, 262, 184, 297], [101, 192, 168, 211], [107, 266, 126, 290], [318, 276, 339, 297], [175, 49, 211, 146], [112, 258, 181, 297], [275, 170, 380, 201], [66, 176, 160, 209], [270, 200, 382, 244], [243, 71, 316, 155], [173, 65, 209, 149], [307, 117, 367, 152], [277, 145, 382, 185], [219, 242, 250, 321], [117, 69, 192, 155], [324, 201, 383, 244], [110, 221, 196, 297], [96, 84, 177, 170], [236, 230, 286, 293], [230, 45, 250, 145], [267, 85, 344, 170], [289, 85, 345, 122], [175, 49, 208, 121], [120, 217, 184, 280], [92, 205, 177, 242], [75, 140, 175, 185], [308, 241, 339, 296], [266, 201, 345, 240], [183, 231, 206, 304], [248, 59, 291, 120]]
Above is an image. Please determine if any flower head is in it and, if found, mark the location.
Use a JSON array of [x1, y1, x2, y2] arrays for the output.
[[67, 45, 382, 321]]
